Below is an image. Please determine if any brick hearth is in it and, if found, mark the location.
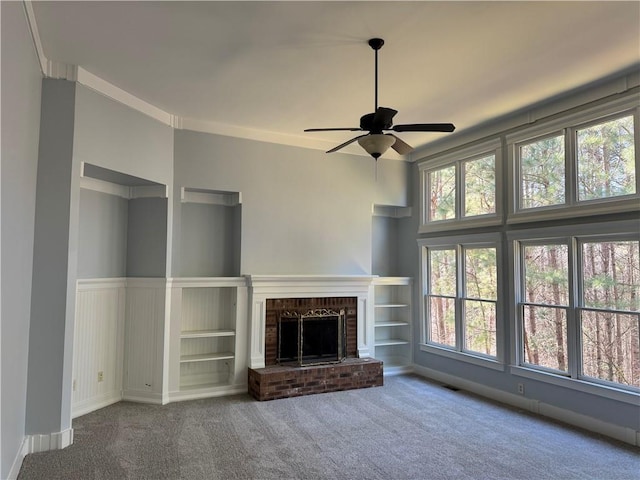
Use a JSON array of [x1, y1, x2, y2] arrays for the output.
[[248, 358, 383, 401]]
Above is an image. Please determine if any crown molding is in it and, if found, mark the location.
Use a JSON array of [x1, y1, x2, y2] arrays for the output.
[[76, 67, 173, 126], [22, 1, 46, 75], [19, 0, 399, 160]]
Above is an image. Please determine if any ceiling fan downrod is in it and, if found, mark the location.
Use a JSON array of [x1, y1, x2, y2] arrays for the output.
[[368, 38, 384, 112]]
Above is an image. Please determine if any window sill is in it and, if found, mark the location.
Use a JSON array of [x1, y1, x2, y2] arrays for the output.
[[510, 366, 640, 405], [419, 343, 505, 371], [418, 215, 503, 234], [507, 197, 640, 225]]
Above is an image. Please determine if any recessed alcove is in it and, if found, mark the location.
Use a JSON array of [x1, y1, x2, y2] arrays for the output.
[[178, 187, 241, 277]]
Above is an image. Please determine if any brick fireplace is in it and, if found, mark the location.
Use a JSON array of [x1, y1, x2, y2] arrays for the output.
[[246, 275, 383, 400]]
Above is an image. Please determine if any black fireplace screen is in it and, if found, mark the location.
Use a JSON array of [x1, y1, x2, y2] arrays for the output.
[[277, 309, 346, 366]]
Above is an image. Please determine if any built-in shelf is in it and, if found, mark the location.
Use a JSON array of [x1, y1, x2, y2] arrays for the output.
[[375, 321, 410, 328], [174, 278, 245, 393], [180, 329, 236, 339], [375, 339, 410, 347], [373, 277, 413, 374], [180, 352, 235, 363]]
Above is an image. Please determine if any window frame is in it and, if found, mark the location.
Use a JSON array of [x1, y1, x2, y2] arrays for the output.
[[508, 220, 640, 403], [506, 96, 640, 224], [419, 232, 504, 370], [418, 138, 503, 233]]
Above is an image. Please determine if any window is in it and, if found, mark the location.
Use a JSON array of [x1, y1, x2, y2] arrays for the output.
[[509, 100, 638, 220], [519, 133, 565, 209], [421, 234, 500, 364], [419, 139, 501, 232], [579, 239, 639, 387], [576, 115, 636, 202], [515, 229, 639, 391]]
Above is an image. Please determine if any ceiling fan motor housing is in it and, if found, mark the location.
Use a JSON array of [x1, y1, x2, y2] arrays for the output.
[[360, 112, 392, 133]]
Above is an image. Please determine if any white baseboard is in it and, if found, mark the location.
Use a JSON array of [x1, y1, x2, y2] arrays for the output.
[[122, 389, 164, 405], [6, 437, 29, 480], [412, 364, 639, 447], [25, 427, 74, 454], [168, 384, 248, 403], [72, 391, 123, 419]]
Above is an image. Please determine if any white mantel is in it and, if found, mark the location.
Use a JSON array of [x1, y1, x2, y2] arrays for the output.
[[246, 275, 376, 369]]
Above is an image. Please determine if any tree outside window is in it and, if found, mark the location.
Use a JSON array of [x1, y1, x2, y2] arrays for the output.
[[577, 115, 636, 202], [426, 242, 498, 358]]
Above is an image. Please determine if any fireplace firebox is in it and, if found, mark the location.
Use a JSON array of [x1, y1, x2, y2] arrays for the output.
[[277, 309, 346, 366]]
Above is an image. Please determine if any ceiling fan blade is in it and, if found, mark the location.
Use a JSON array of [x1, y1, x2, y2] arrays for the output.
[[373, 107, 398, 127], [326, 134, 368, 153], [390, 135, 414, 155], [392, 123, 456, 133], [304, 127, 362, 132]]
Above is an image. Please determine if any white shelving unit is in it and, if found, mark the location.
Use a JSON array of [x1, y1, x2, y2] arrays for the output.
[[373, 277, 413, 374], [169, 277, 248, 400]]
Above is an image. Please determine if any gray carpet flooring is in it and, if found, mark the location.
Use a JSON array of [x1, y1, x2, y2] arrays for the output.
[[18, 375, 640, 480]]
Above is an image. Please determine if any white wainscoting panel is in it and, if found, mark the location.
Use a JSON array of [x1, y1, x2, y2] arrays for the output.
[[73, 279, 126, 418], [123, 278, 167, 404]]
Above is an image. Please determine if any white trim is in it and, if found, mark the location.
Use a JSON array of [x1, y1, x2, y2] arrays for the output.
[[76, 67, 172, 126], [25, 428, 74, 454], [80, 176, 168, 199], [416, 137, 502, 169], [80, 176, 130, 199], [181, 188, 242, 206], [121, 389, 165, 405], [72, 391, 123, 419], [6, 437, 29, 480], [179, 117, 375, 158], [167, 384, 247, 403], [22, 1, 46, 76], [413, 365, 639, 446], [410, 75, 639, 161], [505, 93, 639, 145], [419, 344, 505, 371], [510, 366, 639, 406], [167, 277, 246, 289], [77, 277, 127, 290]]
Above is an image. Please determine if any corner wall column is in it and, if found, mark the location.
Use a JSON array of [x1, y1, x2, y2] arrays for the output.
[[25, 79, 79, 445]]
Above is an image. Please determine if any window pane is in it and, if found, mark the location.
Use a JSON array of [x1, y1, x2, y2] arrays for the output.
[[581, 310, 639, 388], [464, 300, 497, 356], [429, 165, 456, 221], [523, 305, 568, 372], [520, 135, 565, 209], [465, 247, 497, 300], [582, 241, 640, 312], [524, 244, 569, 305], [430, 249, 456, 296], [577, 116, 636, 201], [429, 296, 455, 347], [464, 155, 495, 217]]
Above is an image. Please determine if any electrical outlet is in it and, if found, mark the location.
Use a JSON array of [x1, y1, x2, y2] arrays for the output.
[[517, 383, 524, 395], [98, 371, 104, 382]]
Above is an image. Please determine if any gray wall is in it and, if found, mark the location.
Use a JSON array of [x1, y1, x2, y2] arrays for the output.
[[25, 79, 79, 436], [127, 197, 168, 277], [77, 189, 128, 279], [405, 79, 640, 431], [73, 86, 174, 187], [180, 202, 241, 277], [0, 3, 42, 476], [173, 130, 409, 276]]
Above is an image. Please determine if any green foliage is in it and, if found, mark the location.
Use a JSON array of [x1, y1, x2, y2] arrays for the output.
[[520, 135, 565, 208], [577, 116, 636, 201]]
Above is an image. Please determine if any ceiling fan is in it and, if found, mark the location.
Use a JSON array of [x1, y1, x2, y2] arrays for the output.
[[304, 38, 455, 159]]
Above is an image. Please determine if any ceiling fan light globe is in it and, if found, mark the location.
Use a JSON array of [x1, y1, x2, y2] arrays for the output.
[[358, 134, 396, 159]]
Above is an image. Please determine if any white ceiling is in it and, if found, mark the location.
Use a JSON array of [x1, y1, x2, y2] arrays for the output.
[[31, 1, 640, 159]]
